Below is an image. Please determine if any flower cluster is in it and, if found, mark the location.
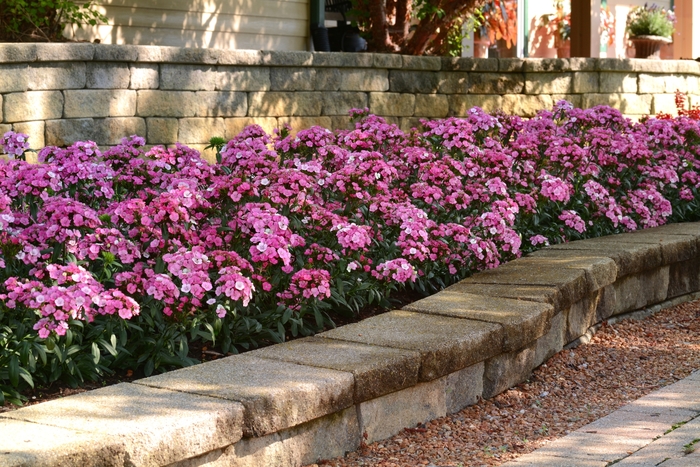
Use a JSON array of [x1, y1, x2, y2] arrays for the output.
[[1, 131, 30, 159], [0, 100, 697, 359]]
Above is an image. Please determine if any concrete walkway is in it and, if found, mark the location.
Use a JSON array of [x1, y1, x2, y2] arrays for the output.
[[502, 370, 700, 467]]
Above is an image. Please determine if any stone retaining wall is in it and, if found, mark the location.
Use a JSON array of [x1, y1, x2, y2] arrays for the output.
[[2, 43, 700, 157], [1, 222, 699, 466]]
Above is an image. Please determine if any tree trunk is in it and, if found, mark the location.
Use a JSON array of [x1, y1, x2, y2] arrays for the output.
[[369, 0, 395, 52]]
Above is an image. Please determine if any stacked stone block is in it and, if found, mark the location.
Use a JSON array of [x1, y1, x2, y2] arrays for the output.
[[2, 43, 700, 151]]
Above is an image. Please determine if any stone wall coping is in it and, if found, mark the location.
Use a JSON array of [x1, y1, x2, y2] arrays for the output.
[[1, 221, 699, 466], [2, 43, 699, 74]]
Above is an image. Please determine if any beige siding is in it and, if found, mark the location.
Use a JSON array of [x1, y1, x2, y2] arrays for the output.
[[65, 0, 309, 51]]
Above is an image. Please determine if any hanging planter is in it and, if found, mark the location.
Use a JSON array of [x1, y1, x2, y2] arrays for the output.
[[629, 35, 672, 59]]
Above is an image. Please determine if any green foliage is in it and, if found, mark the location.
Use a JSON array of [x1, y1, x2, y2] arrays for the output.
[[0, 0, 108, 42], [626, 5, 675, 38]]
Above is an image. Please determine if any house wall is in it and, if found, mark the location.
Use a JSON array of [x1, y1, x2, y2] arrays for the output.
[[1, 44, 699, 162], [63, 0, 310, 51]]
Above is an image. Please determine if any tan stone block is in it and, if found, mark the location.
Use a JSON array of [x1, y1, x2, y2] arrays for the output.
[[599, 72, 638, 93], [374, 53, 403, 69], [260, 50, 313, 66], [449, 94, 503, 115], [632, 58, 679, 73], [0, 418, 126, 467], [248, 92, 322, 117], [34, 43, 94, 61], [86, 62, 130, 89], [195, 91, 247, 117], [2, 383, 243, 467], [573, 72, 599, 93], [315, 68, 342, 91], [278, 117, 333, 133], [339, 69, 389, 91], [402, 55, 441, 71], [442, 56, 498, 72], [598, 58, 635, 71], [399, 117, 424, 133], [64, 90, 137, 118], [4, 91, 64, 122], [28, 62, 86, 90], [469, 72, 524, 94], [224, 117, 278, 139], [0, 43, 37, 62], [137, 90, 198, 117], [638, 73, 667, 93], [178, 117, 225, 144], [217, 49, 265, 65], [524, 58, 572, 72], [217, 67, 271, 91], [94, 44, 139, 61], [314, 52, 373, 69], [12, 121, 44, 149], [160, 64, 217, 91], [483, 342, 537, 398], [438, 71, 469, 94], [130, 64, 159, 89], [330, 116, 353, 130], [270, 67, 316, 91], [685, 77, 700, 94], [321, 92, 368, 116], [358, 379, 446, 443], [582, 93, 652, 115], [501, 94, 554, 117], [445, 362, 484, 413], [191, 406, 360, 467], [389, 70, 439, 93], [45, 118, 96, 146], [95, 117, 146, 145], [690, 94, 700, 109], [525, 72, 572, 94], [0, 123, 10, 135], [137, 355, 353, 438], [566, 292, 600, 343], [147, 118, 179, 145], [0, 63, 30, 93], [653, 93, 680, 115], [499, 58, 526, 72], [414, 94, 449, 118], [663, 74, 687, 93], [369, 92, 415, 116]]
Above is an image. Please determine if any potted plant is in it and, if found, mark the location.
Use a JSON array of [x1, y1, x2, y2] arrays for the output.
[[539, 1, 571, 58], [476, 0, 518, 57], [626, 4, 675, 59]]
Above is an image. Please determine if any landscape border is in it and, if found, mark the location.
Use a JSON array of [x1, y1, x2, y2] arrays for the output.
[[1, 221, 699, 466]]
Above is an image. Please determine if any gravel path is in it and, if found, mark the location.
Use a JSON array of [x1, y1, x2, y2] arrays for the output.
[[309, 298, 700, 467]]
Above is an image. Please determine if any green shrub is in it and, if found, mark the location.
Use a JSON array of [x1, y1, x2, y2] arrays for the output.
[[626, 5, 675, 38], [0, 0, 108, 42]]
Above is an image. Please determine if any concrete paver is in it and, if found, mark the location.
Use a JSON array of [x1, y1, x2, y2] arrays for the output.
[[503, 370, 700, 467]]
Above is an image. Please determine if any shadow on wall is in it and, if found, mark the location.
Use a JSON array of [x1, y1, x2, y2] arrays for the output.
[[64, 0, 309, 51], [528, 17, 557, 58]]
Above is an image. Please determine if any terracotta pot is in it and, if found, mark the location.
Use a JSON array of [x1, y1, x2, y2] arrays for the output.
[[557, 44, 570, 58], [629, 35, 673, 59]]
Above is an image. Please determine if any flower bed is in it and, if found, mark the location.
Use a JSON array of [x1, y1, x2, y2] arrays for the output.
[[1, 102, 699, 406]]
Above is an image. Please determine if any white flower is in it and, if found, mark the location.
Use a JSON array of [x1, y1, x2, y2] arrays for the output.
[[260, 178, 270, 186]]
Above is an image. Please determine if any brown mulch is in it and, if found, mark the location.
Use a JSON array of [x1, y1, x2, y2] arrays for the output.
[[310, 298, 700, 467]]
